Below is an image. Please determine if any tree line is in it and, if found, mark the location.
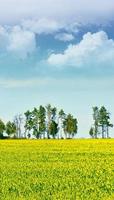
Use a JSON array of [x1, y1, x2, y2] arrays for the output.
[[0, 104, 78, 139], [0, 105, 113, 139], [89, 106, 113, 138]]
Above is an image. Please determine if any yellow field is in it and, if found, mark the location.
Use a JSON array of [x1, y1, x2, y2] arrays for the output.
[[0, 139, 114, 200]]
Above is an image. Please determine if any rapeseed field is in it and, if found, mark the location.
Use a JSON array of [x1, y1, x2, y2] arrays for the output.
[[0, 139, 114, 200]]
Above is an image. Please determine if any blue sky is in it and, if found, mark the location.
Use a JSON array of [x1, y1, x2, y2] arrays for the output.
[[0, 0, 114, 137]]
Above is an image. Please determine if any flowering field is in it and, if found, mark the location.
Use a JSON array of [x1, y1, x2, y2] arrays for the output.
[[0, 139, 114, 200]]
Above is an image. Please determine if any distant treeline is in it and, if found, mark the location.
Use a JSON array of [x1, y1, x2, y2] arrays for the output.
[[0, 105, 113, 139], [0, 104, 77, 139], [89, 106, 113, 139]]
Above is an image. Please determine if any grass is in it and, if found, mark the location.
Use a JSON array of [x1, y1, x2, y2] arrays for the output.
[[0, 139, 114, 200]]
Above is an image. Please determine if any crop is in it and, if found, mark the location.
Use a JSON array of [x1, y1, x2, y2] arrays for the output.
[[0, 139, 114, 200]]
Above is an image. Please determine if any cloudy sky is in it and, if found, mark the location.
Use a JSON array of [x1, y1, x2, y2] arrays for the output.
[[0, 0, 114, 137]]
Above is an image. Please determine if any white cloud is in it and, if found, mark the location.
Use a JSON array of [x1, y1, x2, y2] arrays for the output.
[[55, 33, 74, 42], [8, 26, 36, 59], [22, 18, 63, 35], [0, 19, 79, 58], [22, 18, 80, 35], [0, 0, 114, 25], [0, 25, 36, 59], [47, 31, 114, 68]]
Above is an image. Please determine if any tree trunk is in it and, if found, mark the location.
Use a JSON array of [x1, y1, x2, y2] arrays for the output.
[[43, 132, 45, 139], [94, 124, 98, 138], [106, 126, 109, 138], [102, 125, 105, 138]]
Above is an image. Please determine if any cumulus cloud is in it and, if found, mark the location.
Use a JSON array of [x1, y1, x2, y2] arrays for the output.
[[55, 33, 74, 42], [47, 31, 114, 68], [0, 25, 36, 59], [0, 20, 79, 59]]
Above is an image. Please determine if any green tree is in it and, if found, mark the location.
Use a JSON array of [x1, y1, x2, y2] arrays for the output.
[[24, 105, 78, 139], [0, 119, 5, 139], [99, 106, 107, 138], [72, 118, 78, 138], [6, 121, 17, 138], [46, 104, 53, 138], [33, 127, 40, 139], [38, 105, 46, 138], [32, 107, 40, 138], [58, 109, 66, 138], [64, 114, 78, 138], [25, 106, 46, 139], [106, 121, 113, 138], [46, 104, 58, 138], [51, 107, 57, 120], [99, 107, 113, 138], [89, 127, 94, 138], [49, 120, 58, 138], [24, 110, 33, 138]]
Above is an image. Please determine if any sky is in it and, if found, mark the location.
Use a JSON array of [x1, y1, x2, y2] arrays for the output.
[[0, 0, 114, 137]]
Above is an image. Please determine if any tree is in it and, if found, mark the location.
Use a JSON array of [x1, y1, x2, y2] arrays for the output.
[[99, 106, 108, 138], [72, 118, 78, 138], [24, 104, 78, 139], [31, 106, 46, 139], [105, 112, 113, 138], [99, 107, 113, 138], [6, 121, 16, 138], [32, 107, 40, 138], [45, 104, 58, 138], [58, 109, 66, 138], [24, 110, 33, 138], [0, 119, 5, 138], [14, 114, 23, 138], [91, 106, 113, 139], [106, 121, 113, 138], [89, 127, 94, 138], [38, 105, 46, 138], [92, 107, 99, 138], [45, 104, 53, 138], [46, 104, 52, 138], [51, 107, 57, 121], [33, 127, 40, 139], [63, 114, 78, 138], [49, 120, 58, 139]]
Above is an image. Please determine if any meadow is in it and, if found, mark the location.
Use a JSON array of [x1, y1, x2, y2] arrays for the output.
[[0, 139, 114, 200]]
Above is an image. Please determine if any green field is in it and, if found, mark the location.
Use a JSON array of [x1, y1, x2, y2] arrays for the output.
[[0, 139, 114, 200]]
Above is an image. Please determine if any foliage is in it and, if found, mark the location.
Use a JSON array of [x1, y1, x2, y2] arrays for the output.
[[0, 119, 5, 138], [24, 104, 78, 139], [24, 106, 46, 138], [64, 114, 78, 138], [5, 121, 16, 137], [89, 127, 94, 138], [49, 120, 58, 138], [91, 106, 113, 138]]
